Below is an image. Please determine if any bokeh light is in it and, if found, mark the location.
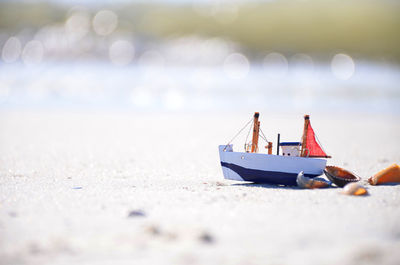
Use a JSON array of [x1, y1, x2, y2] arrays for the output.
[[92, 10, 118, 36], [331, 53, 355, 80], [65, 10, 91, 43], [223, 53, 250, 79], [291, 54, 314, 71], [22, 40, 44, 65], [35, 25, 68, 54], [109, 39, 135, 66], [263, 52, 288, 79], [0, 0, 398, 115], [1, 37, 21, 63]]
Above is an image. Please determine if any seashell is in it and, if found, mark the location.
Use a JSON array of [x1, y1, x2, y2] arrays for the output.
[[324, 166, 361, 187], [368, 164, 400, 185], [296, 171, 330, 189], [341, 183, 368, 196]]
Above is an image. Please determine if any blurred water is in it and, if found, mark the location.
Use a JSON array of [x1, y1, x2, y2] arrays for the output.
[[0, 61, 399, 115]]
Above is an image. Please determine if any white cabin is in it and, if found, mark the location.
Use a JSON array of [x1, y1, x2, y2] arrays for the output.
[[280, 142, 301, 157]]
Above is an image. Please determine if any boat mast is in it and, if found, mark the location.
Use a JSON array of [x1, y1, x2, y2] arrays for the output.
[[276, 133, 280, 155], [251, 112, 260, 153], [300, 114, 310, 157], [267, 142, 273, 154]]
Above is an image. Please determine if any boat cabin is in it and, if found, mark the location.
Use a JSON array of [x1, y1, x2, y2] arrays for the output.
[[280, 142, 301, 157]]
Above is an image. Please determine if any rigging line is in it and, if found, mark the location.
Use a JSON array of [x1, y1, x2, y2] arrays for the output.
[[314, 132, 328, 154], [223, 117, 253, 150], [244, 119, 253, 151], [245, 120, 253, 145], [259, 127, 269, 143]]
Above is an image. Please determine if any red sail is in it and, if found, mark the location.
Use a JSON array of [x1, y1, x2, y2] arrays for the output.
[[305, 123, 327, 157]]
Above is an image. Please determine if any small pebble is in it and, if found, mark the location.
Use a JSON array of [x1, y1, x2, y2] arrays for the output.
[[9, 212, 17, 217], [145, 225, 161, 235], [29, 243, 41, 254], [378, 158, 389, 163], [199, 232, 214, 244], [127, 210, 146, 218], [165, 232, 178, 241]]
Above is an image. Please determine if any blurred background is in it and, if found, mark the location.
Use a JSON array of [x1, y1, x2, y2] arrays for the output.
[[0, 0, 399, 115]]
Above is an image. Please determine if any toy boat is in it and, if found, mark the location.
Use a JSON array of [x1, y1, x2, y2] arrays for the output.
[[219, 113, 330, 185]]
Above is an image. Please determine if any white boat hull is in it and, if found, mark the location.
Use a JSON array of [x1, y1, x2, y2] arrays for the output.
[[219, 145, 327, 185]]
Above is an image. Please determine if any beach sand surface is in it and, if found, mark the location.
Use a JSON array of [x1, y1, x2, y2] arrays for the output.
[[0, 111, 399, 265]]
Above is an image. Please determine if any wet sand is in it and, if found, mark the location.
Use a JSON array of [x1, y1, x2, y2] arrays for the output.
[[0, 111, 399, 265]]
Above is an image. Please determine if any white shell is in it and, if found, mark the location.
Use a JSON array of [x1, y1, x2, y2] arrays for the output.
[[341, 183, 368, 196]]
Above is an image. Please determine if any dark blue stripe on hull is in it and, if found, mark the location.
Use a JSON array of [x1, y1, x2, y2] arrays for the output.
[[221, 162, 319, 186]]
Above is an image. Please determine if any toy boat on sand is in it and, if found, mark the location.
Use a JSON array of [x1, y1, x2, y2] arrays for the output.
[[219, 113, 330, 186]]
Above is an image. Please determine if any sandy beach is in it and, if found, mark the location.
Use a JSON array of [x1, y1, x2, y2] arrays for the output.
[[0, 110, 399, 265]]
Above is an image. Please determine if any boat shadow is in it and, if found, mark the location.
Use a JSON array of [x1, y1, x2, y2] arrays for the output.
[[371, 183, 400, 186], [231, 183, 300, 190], [231, 182, 339, 190]]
